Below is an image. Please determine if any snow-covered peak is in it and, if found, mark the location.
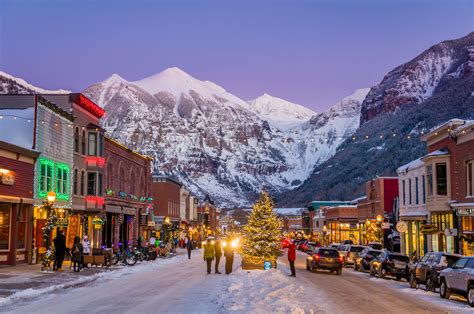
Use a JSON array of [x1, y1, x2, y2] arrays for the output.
[[330, 88, 370, 112], [0, 71, 71, 94], [132, 67, 248, 109], [247, 93, 315, 130], [102, 73, 128, 86]]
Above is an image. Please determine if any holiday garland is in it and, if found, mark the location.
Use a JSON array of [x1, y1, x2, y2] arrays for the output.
[[41, 201, 58, 270]]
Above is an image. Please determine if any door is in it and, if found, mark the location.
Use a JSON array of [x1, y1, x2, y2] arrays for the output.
[[450, 258, 469, 290]]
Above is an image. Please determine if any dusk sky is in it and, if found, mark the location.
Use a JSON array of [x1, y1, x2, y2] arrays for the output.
[[0, 0, 472, 111]]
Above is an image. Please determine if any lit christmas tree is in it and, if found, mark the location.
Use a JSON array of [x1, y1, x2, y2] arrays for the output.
[[241, 191, 282, 268]]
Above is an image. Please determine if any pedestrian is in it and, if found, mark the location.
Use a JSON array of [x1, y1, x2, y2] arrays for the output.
[[53, 230, 66, 271], [71, 236, 83, 272], [224, 240, 235, 275], [149, 234, 156, 249], [288, 240, 296, 277], [203, 238, 215, 274], [137, 235, 142, 249], [186, 237, 193, 259], [214, 239, 222, 274], [82, 235, 91, 269]]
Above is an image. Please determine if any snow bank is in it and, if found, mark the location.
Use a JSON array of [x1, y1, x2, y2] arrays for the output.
[[0, 256, 184, 308], [215, 268, 315, 313]]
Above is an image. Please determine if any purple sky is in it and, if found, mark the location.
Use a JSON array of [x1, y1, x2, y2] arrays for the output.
[[0, 0, 472, 111]]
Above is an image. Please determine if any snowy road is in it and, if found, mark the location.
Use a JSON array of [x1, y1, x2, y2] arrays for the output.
[[3, 249, 473, 313], [278, 251, 472, 313]]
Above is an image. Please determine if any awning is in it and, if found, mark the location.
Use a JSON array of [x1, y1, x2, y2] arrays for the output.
[[399, 211, 428, 220]]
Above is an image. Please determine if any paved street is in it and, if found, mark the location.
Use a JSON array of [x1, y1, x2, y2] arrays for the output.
[[2, 249, 472, 313]]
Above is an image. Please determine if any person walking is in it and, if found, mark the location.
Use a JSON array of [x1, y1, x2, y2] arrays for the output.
[[288, 240, 296, 277], [82, 235, 91, 269], [224, 241, 235, 274], [203, 238, 215, 274], [53, 230, 66, 271], [71, 236, 83, 272], [214, 239, 222, 274], [186, 237, 193, 259]]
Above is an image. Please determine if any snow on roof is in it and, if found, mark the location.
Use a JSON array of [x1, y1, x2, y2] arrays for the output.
[[351, 195, 366, 202], [421, 149, 450, 159], [0, 108, 35, 149], [397, 157, 424, 173], [274, 208, 304, 216], [399, 210, 429, 217]]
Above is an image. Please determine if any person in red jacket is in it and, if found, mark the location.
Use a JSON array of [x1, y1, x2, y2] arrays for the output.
[[288, 241, 296, 277]]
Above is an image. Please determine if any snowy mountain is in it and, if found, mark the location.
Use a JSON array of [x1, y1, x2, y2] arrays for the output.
[[83, 68, 363, 207], [247, 93, 315, 130], [360, 32, 474, 124], [0, 71, 70, 94]]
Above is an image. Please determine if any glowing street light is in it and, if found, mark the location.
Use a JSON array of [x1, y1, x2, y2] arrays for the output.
[[47, 191, 56, 203], [376, 215, 383, 223]]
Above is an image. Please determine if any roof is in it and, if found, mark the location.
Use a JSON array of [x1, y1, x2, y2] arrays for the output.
[[105, 136, 153, 161], [421, 149, 450, 160], [399, 210, 429, 217], [308, 201, 353, 210], [351, 196, 366, 203], [274, 208, 304, 216], [0, 140, 40, 158], [420, 118, 466, 141], [397, 157, 424, 174], [152, 175, 183, 187]]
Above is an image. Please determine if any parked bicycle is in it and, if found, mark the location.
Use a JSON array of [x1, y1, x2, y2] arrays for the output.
[[111, 247, 138, 266]]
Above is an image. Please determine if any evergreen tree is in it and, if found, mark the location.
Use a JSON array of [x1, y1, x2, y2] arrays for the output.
[[241, 191, 282, 261]]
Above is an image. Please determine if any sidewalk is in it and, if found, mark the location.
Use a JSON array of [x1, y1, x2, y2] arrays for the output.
[[0, 249, 187, 300]]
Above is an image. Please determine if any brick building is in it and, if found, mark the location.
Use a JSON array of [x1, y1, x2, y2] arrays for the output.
[[104, 137, 153, 249], [0, 141, 39, 265], [325, 205, 359, 244], [151, 176, 182, 225], [275, 208, 304, 232], [420, 119, 474, 255]]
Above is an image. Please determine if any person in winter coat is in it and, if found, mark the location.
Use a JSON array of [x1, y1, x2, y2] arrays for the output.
[[203, 239, 215, 274], [224, 241, 235, 275], [53, 230, 66, 271], [288, 240, 296, 277], [82, 235, 91, 269], [186, 237, 193, 259], [71, 236, 83, 272], [214, 240, 223, 274]]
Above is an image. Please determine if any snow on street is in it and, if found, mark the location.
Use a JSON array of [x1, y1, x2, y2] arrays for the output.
[[2, 249, 473, 313]]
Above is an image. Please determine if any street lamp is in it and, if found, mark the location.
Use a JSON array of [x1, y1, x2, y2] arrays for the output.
[[165, 216, 170, 224], [376, 215, 383, 223], [47, 191, 56, 204]]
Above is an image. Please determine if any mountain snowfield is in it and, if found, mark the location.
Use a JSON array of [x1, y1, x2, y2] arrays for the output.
[[0, 71, 70, 94], [82, 68, 368, 207], [247, 93, 315, 130]]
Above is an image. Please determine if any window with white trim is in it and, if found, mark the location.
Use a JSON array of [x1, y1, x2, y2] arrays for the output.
[[468, 161, 473, 197]]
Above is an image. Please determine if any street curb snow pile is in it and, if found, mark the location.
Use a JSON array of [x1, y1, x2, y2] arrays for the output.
[[0, 255, 184, 308], [216, 269, 315, 313]]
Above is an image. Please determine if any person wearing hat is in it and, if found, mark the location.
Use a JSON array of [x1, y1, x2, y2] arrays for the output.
[[82, 235, 91, 269], [203, 237, 215, 274]]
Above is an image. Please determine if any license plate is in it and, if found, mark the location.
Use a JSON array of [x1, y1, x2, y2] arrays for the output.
[[394, 261, 406, 268], [324, 258, 333, 262]]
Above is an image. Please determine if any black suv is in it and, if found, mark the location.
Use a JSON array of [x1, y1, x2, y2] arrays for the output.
[[306, 247, 343, 275], [354, 248, 383, 272], [370, 251, 410, 281], [409, 252, 462, 292]]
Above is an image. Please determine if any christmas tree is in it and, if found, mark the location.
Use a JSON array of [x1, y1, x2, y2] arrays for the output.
[[241, 191, 282, 264]]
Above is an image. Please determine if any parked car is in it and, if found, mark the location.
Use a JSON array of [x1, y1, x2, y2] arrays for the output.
[[354, 248, 383, 272], [281, 238, 292, 249], [439, 256, 474, 307], [409, 252, 462, 292], [370, 251, 410, 281], [367, 242, 383, 250], [297, 240, 308, 251], [329, 243, 340, 249], [306, 247, 344, 275], [339, 245, 366, 267], [300, 241, 317, 252]]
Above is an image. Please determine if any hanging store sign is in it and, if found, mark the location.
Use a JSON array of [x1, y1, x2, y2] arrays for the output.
[[420, 224, 438, 234], [455, 208, 474, 216], [0, 169, 14, 185], [56, 217, 69, 227], [396, 221, 408, 233], [445, 228, 458, 237]]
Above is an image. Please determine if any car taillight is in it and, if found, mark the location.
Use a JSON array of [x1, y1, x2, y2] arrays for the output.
[[314, 254, 320, 260], [339, 256, 344, 263], [347, 252, 350, 257]]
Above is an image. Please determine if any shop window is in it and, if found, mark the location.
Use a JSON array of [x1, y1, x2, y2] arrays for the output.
[[73, 169, 78, 195], [38, 159, 54, 197], [16, 205, 28, 250], [467, 161, 473, 197], [0, 204, 10, 250], [80, 170, 85, 196], [408, 179, 412, 205], [87, 172, 97, 195], [88, 132, 97, 156], [436, 163, 447, 196], [81, 130, 86, 155], [426, 166, 433, 196], [415, 177, 419, 204], [74, 127, 79, 153], [56, 164, 70, 201], [402, 180, 406, 206]]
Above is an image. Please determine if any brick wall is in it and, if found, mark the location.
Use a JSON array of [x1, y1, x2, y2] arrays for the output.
[[151, 181, 181, 219]]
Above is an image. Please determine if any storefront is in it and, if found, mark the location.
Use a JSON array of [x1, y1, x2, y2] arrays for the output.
[[398, 218, 427, 259], [452, 205, 474, 256], [429, 212, 456, 254], [328, 222, 360, 244]]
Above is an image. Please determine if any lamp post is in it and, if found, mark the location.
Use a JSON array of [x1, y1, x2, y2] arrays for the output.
[[42, 191, 57, 271], [322, 225, 328, 246]]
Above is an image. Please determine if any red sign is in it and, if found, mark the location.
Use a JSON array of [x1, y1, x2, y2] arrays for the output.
[[76, 94, 105, 118]]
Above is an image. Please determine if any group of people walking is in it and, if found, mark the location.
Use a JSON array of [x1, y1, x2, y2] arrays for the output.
[[202, 237, 235, 275], [52, 230, 91, 272]]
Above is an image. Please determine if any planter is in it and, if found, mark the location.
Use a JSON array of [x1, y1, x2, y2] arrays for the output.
[[241, 256, 277, 270]]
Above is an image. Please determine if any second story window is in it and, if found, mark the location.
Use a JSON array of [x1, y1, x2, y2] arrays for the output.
[[408, 178, 412, 205], [436, 163, 447, 196], [73, 169, 78, 195], [422, 175, 426, 204], [415, 177, 419, 204], [87, 172, 97, 195], [467, 161, 473, 197], [426, 165, 433, 196], [74, 127, 79, 153], [81, 130, 86, 155], [88, 132, 97, 156], [80, 170, 85, 196], [402, 180, 406, 206], [39, 160, 53, 195]]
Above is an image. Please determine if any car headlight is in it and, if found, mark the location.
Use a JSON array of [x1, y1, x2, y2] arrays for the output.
[[307, 256, 313, 260]]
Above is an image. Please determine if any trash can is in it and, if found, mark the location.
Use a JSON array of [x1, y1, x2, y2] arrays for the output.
[[102, 248, 113, 269]]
